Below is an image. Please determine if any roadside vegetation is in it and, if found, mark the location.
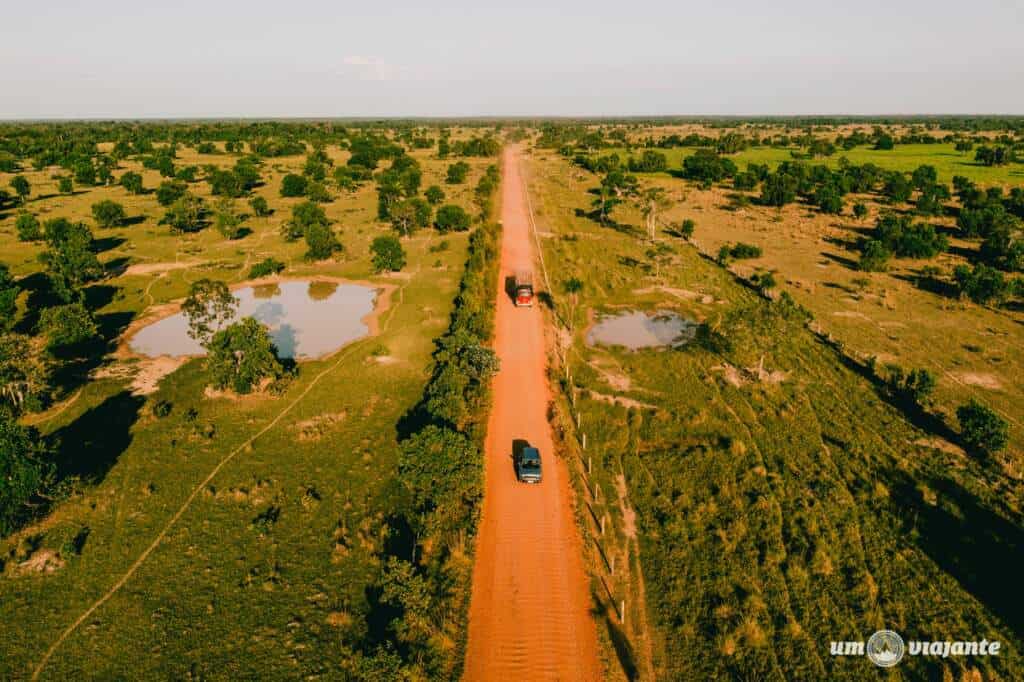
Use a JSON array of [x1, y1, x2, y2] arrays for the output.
[[526, 143, 1023, 680]]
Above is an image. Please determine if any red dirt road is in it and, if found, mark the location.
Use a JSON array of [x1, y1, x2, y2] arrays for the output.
[[463, 148, 602, 680]]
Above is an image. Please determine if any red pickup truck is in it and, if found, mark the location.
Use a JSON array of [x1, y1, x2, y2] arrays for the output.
[[514, 270, 534, 307]]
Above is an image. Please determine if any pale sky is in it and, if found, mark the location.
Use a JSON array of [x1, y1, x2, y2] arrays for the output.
[[2, 0, 1022, 118]]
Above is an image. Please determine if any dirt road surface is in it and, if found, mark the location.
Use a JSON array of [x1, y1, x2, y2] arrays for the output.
[[463, 148, 602, 680]]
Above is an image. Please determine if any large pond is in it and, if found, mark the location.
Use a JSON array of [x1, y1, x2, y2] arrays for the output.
[[586, 310, 698, 350], [129, 280, 377, 360]]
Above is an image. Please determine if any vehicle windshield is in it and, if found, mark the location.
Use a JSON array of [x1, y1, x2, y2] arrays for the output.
[[521, 459, 539, 468]]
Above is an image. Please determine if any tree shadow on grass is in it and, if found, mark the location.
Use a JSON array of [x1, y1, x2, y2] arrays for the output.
[[892, 272, 959, 300], [889, 470, 1024, 638], [92, 235, 126, 253], [819, 251, 860, 270], [51, 390, 144, 484]]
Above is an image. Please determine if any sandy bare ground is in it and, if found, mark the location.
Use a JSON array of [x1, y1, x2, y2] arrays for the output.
[[463, 148, 601, 680]]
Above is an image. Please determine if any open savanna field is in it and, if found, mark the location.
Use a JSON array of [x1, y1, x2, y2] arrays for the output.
[[0, 122, 499, 678], [522, 119, 1023, 679], [2, 117, 1023, 681]]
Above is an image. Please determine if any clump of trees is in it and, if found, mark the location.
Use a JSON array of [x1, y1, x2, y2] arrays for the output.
[[39, 219, 104, 301], [446, 161, 470, 184], [681, 149, 737, 186], [16, 213, 42, 242], [91, 200, 126, 228], [182, 279, 283, 394], [434, 204, 471, 233], [718, 242, 762, 263], [371, 235, 406, 272], [248, 257, 285, 279]]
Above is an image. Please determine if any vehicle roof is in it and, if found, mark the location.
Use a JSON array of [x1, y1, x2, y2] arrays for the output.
[[521, 446, 541, 459]]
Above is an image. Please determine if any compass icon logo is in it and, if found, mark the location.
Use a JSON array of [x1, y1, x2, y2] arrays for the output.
[[866, 630, 905, 667]]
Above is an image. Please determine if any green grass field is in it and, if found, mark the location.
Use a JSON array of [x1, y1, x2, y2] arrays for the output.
[[526, 150, 1024, 680], [0, 138, 493, 678], [607, 143, 1024, 186]]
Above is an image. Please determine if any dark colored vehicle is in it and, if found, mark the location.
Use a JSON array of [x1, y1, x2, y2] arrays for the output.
[[514, 269, 534, 307], [516, 446, 542, 483]]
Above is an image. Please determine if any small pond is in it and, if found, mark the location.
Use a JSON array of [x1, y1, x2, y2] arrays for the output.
[[586, 310, 698, 350], [129, 280, 377, 360]]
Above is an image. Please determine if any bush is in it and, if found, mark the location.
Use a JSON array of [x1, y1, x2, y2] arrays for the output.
[[872, 213, 948, 259], [720, 242, 762, 263], [434, 204, 471, 233], [15, 213, 42, 242], [162, 193, 205, 233], [248, 257, 285, 279], [205, 317, 283, 394], [858, 240, 891, 272], [957, 400, 1009, 455], [371, 235, 406, 272], [446, 161, 470, 184], [249, 195, 270, 217], [425, 185, 445, 205], [681, 149, 737, 185], [91, 200, 126, 228], [280, 173, 308, 197], [0, 414, 53, 535], [156, 180, 187, 207], [304, 223, 341, 261], [282, 201, 328, 241], [57, 176, 73, 194], [39, 302, 98, 351], [119, 171, 144, 195], [853, 202, 868, 220], [953, 264, 1008, 304], [760, 171, 799, 206], [678, 219, 695, 239]]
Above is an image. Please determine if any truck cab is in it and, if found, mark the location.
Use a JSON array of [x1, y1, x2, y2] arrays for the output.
[[516, 446, 542, 483], [514, 269, 534, 307]]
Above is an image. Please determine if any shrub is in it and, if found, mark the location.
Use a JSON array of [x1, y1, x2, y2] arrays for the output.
[[0, 414, 53, 535], [57, 176, 73, 194], [434, 204, 471, 233], [282, 201, 328, 241], [425, 185, 445, 205], [15, 213, 42, 242], [119, 171, 144, 195], [953, 264, 1008, 304], [248, 257, 285, 279], [853, 202, 868, 219], [858, 240, 891, 272], [91, 200, 126, 228], [873, 213, 948, 259], [39, 302, 98, 351], [162, 193, 205, 233], [249, 195, 270, 217], [681, 149, 737, 185], [957, 400, 1009, 455], [156, 180, 187, 207], [304, 223, 341, 261], [280, 173, 308, 197], [205, 317, 283, 394], [371, 235, 407, 272], [760, 171, 799, 206], [446, 161, 470, 184], [678, 219, 695, 239]]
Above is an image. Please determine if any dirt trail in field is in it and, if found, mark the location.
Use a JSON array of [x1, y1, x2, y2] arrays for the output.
[[463, 148, 602, 681]]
